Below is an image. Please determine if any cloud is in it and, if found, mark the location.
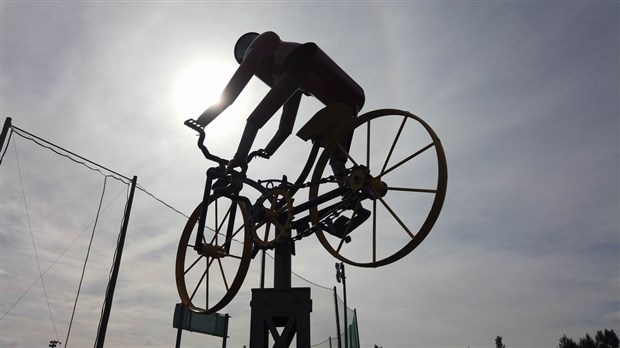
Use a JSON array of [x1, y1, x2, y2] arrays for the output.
[[2, 2, 618, 347]]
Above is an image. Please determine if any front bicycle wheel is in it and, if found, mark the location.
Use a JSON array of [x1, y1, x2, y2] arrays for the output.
[[309, 109, 447, 268], [176, 194, 252, 314]]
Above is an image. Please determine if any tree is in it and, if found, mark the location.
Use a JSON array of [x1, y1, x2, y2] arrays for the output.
[[579, 333, 596, 348], [559, 329, 619, 348], [595, 329, 619, 348], [559, 335, 579, 348], [495, 336, 506, 348]]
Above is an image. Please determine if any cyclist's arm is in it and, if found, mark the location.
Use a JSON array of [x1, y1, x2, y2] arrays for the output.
[[230, 73, 303, 170], [196, 59, 255, 127], [263, 90, 303, 156]]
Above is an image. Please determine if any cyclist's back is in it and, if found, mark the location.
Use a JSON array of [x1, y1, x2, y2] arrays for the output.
[[236, 31, 365, 117], [195, 31, 365, 172]]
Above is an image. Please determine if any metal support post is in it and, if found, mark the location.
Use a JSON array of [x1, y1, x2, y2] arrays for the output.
[[336, 262, 347, 348], [274, 238, 292, 289], [0, 117, 13, 161], [250, 233, 311, 347], [249, 287, 311, 347], [95, 176, 138, 348], [333, 286, 342, 348]]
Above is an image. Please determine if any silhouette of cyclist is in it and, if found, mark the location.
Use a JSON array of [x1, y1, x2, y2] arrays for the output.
[[190, 31, 369, 236]]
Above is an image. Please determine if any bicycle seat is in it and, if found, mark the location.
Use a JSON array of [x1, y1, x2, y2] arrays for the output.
[[297, 103, 355, 147]]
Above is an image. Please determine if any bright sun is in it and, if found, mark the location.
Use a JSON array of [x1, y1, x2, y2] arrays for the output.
[[174, 60, 235, 119]]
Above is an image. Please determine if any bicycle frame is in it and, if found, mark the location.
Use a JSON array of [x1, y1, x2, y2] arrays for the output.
[[187, 119, 352, 252]]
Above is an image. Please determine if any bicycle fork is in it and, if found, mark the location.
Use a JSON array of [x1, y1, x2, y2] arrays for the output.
[[194, 167, 237, 255]]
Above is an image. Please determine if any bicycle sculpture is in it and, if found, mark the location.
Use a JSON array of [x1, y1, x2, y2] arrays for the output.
[[175, 32, 447, 325]]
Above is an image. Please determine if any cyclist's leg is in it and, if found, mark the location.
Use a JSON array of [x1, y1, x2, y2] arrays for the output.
[[263, 90, 303, 156], [328, 108, 355, 179], [326, 108, 371, 238]]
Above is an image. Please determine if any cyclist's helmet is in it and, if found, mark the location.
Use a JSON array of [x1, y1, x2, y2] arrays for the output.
[[234, 32, 260, 64]]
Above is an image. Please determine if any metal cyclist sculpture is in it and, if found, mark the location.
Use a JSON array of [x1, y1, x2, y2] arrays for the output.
[[176, 31, 448, 318]]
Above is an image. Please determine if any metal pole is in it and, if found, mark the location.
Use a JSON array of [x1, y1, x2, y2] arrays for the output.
[[336, 263, 349, 348], [95, 176, 137, 348], [353, 309, 360, 347], [0, 117, 12, 157], [341, 263, 348, 348], [333, 286, 342, 348], [222, 314, 229, 348], [260, 250, 266, 289], [175, 306, 183, 348], [274, 238, 291, 289], [175, 326, 182, 348]]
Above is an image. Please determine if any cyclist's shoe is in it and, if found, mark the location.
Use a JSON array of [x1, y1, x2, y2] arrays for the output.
[[323, 205, 371, 241], [322, 219, 351, 243], [330, 159, 348, 186]]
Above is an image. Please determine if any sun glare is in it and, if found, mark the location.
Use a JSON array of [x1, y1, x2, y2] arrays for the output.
[[174, 60, 235, 119]]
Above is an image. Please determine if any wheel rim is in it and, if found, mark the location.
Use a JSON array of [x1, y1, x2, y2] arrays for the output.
[[175, 195, 252, 313], [309, 109, 447, 267]]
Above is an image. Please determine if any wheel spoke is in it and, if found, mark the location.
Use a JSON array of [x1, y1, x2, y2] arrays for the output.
[[217, 258, 229, 291], [381, 142, 435, 177], [206, 258, 215, 308], [336, 235, 346, 253], [184, 254, 204, 275], [388, 187, 437, 193], [366, 119, 371, 168], [372, 200, 377, 263], [262, 222, 273, 242], [190, 268, 208, 301], [211, 203, 233, 245], [380, 115, 407, 175], [336, 142, 359, 167], [214, 199, 219, 243], [227, 223, 245, 244], [378, 196, 415, 239]]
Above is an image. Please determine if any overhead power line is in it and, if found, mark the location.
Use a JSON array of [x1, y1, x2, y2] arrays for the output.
[[13, 139, 60, 341]]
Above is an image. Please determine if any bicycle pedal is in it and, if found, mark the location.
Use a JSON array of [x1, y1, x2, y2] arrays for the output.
[[322, 218, 352, 243]]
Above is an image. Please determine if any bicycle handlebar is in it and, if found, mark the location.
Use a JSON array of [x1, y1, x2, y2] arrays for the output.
[[184, 119, 228, 166]]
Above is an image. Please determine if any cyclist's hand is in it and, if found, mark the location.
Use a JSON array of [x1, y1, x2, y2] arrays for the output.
[[196, 106, 220, 128], [248, 149, 271, 162], [226, 155, 248, 174]]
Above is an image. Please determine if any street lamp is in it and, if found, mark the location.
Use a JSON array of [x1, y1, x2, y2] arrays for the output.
[[335, 262, 348, 348]]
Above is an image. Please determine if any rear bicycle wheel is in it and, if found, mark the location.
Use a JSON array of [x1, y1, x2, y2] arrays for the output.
[[309, 109, 447, 267]]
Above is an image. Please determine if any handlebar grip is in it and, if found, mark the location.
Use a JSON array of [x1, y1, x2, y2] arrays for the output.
[[184, 118, 205, 133]]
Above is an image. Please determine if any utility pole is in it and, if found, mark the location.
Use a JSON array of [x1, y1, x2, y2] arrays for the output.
[[335, 262, 348, 348], [0, 117, 12, 158], [94, 176, 138, 348]]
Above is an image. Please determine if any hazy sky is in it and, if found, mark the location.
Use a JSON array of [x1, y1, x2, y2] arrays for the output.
[[1, 1, 618, 348]]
